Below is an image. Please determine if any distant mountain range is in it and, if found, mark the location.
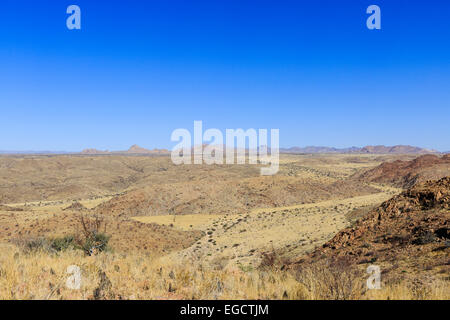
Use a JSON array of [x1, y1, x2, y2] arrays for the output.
[[0, 150, 69, 155], [279, 146, 360, 153], [279, 145, 441, 154], [0, 144, 443, 155], [81, 144, 169, 155]]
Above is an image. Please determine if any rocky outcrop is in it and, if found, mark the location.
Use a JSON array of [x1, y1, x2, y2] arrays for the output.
[[358, 154, 450, 188], [293, 177, 450, 281]]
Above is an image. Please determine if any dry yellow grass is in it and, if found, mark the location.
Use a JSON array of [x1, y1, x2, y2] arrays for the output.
[[1, 154, 446, 300], [0, 244, 447, 300]]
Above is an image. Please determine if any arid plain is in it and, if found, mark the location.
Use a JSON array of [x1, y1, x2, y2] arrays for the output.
[[0, 152, 448, 299]]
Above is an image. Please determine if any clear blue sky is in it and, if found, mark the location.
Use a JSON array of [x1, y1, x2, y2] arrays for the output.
[[0, 0, 449, 151]]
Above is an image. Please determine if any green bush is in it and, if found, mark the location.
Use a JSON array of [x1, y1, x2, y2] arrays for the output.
[[80, 232, 111, 255], [50, 235, 77, 251], [17, 233, 110, 255], [20, 238, 51, 253], [17, 236, 75, 253]]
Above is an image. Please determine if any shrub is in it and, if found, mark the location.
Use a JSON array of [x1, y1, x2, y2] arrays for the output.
[[77, 214, 111, 255], [294, 257, 365, 300], [15, 236, 77, 254], [50, 235, 77, 251], [80, 232, 110, 255], [17, 237, 51, 253], [14, 214, 111, 256]]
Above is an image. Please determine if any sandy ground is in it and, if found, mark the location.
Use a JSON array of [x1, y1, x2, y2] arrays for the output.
[[153, 184, 401, 270]]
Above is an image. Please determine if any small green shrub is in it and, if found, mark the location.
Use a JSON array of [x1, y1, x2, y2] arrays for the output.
[[17, 236, 76, 253], [50, 235, 77, 251], [237, 263, 254, 273], [16, 233, 110, 255], [19, 238, 51, 253], [80, 232, 111, 255]]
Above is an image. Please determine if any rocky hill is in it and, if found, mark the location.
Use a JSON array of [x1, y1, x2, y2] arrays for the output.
[[124, 144, 169, 154], [293, 177, 450, 282], [358, 154, 450, 188]]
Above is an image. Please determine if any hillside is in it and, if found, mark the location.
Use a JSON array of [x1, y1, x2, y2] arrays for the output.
[[94, 176, 379, 218], [0, 153, 447, 300], [358, 154, 450, 188], [293, 177, 450, 283], [1, 211, 203, 255]]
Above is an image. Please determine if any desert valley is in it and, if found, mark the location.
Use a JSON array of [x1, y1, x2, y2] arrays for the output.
[[0, 146, 448, 300]]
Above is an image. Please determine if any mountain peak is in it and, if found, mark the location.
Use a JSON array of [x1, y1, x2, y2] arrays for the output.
[[127, 144, 148, 153]]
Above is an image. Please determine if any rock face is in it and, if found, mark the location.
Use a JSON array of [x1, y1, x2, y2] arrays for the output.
[[294, 177, 450, 280], [358, 154, 450, 188], [323, 177, 449, 251]]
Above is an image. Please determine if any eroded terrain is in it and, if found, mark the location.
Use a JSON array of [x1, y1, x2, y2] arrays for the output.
[[0, 153, 448, 299]]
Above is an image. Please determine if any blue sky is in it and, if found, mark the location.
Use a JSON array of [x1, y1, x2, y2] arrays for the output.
[[0, 0, 449, 151]]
